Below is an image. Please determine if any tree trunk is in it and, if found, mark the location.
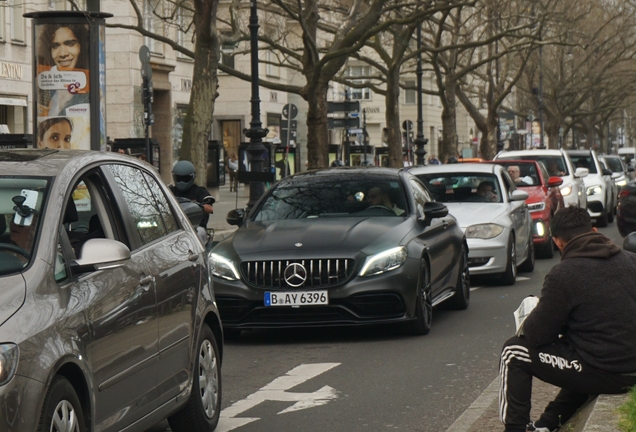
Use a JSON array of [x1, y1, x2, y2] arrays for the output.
[[480, 114, 498, 160], [179, 1, 219, 185], [385, 68, 403, 168], [440, 79, 458, 164], [305, 82, 330, 169]]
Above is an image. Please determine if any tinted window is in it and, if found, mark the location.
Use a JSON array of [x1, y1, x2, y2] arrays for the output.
[[0, 177, 49, 274], [494, 162, 539, 186], [569, 155, 597, 174], [107, 164, 168, 245], [253, 174, 407, 220], [602, 157, 624, 173], [417, 173, 502, 203], [143, 172, 179, 234], [500, 155, 569, 177]]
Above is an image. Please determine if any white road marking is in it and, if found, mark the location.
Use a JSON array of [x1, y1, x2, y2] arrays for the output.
[[215, 363, 340, 432]]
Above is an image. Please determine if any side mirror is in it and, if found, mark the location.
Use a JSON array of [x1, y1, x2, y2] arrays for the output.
[[72, 238, 131, 273], [623, 232, 636, 253], [422, 201, 448, 220], [574, 167, 589, 178], [628, 166, 635, 172], [227, 208, 246, 227], [510, 190, 529, 201], [177, 197, 205, 227], [547, 176, 563, 187], [602, 168, 613, 176], [611, 172, 621, 179]]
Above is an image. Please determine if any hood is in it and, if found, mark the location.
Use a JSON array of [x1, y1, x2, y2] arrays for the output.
[[443, 203, 508, 229], [519, 186, 546, 205], [229, 217, 412, 256], [561, 232, 621, 260], [0, 273, 26, 327]]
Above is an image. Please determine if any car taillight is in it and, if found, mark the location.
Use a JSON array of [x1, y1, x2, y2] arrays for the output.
[[620, 190, 631, 198]]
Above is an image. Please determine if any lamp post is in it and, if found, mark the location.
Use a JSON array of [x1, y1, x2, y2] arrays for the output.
[[414, 22, 428, 166], [243, 0, 268, 211]]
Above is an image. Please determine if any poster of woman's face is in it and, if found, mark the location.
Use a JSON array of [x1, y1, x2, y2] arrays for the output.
[[35, 23, 90, 150]]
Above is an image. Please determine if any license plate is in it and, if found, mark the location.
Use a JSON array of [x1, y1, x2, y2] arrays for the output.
[[264, 291, 328, 307]]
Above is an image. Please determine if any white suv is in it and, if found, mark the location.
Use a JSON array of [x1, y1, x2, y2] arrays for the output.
[[494, 149, 588, 209], [567, 150, 614, 227]]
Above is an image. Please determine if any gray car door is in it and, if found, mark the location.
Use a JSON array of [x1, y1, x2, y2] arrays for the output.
[[60, 171, 159, 430]]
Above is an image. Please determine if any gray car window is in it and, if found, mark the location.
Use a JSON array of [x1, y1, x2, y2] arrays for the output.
[[142, 172, 178, 234], [107, 164, 168, 245], [409, 178, 431, 216]]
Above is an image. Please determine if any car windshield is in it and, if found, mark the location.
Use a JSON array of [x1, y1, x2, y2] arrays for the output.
[[0, 177, 49, 275], [416, 173, 502, 203], [253, 174, 408, 221], [569, 155, 597, 174], [493, 162, 539, 186], [602, 157, 623, 173], [501, 155, 569, 177]]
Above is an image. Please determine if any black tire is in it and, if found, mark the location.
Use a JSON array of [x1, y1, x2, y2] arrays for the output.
[[38, 376, 86, 432], [499, 234, 517, 285], [169, 324, 222, 432], [536, 238, 554, 259], [449, 245, 470, 310], [596, 206, 609, 227], [406, 261, 432, 335], [607, 201, 615, 223], [518, 235, 535, 273]]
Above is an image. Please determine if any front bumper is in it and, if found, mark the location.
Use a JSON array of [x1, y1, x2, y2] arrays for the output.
[[586, 194, 605, 218], [214, 259, 421, 329], [530, 214, 550, 246], [465, 234, 508, 275], [0, 374, 45, 432]]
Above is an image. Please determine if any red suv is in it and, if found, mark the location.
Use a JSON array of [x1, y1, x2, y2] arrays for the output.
[[491, 159, 564, 258]]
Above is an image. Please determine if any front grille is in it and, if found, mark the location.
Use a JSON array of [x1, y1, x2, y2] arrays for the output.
[[241, 258, 355, 289]]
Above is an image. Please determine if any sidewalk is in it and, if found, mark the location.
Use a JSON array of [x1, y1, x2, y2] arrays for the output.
[[205, 182, 250, 242], [447, 376, 628, 432]]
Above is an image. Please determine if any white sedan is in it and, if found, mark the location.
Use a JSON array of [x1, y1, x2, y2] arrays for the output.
[[410, 163, 534, 285]]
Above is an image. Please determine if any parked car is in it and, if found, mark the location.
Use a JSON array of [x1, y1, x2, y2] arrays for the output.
[[598, 154, 633, 194], [567, 150, 615, 227], [211, 167, 470, 337], [616, 181, 636, 237], [489, 159, 564, 258], [494, 149, 588, 210], [410, 163, 534, 285], [0, 149, 223, 432]]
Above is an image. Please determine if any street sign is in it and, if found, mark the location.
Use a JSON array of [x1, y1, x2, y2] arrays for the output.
[[282, 103, 298, 120], [281, 129, 297, 145], [328, 101, 360, 113], [349, 128, 363, 134], [402, 120, 413, 131], [328, 117, 360, 129], [281, 120, 297, 130]]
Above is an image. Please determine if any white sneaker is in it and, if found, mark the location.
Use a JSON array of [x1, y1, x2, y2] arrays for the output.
[[526, 422, 552, 432]]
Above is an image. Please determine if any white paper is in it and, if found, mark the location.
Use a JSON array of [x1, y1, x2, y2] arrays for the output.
[[513, 296, 539, 336], [13, 189, 38, 226]]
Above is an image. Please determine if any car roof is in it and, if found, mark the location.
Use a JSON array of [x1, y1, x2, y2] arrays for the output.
[[0, 149, 148, 177], [490, 159, 541, 166], [289, 166, 405, 179], [409, 162, 499, 175], [566, 150, 594, 156], [497, 149, 563, 157]]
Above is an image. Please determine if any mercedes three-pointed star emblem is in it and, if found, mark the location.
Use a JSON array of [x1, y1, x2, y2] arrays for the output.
[[283, 263, 307, 287]]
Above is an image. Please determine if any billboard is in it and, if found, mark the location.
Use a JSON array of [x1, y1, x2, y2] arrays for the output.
[[35, 23, 91, 149]]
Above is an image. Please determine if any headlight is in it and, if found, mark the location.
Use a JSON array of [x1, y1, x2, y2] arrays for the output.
[[587, 185, 602, 196], [0, 344, 19, 386], [527, 202, 546, 212], [560, 184, 573, 196], [359, 246, 407, 277], [209, 253, 241, 280], [465, 223, 504, 239], [617, 180, 628, 187]]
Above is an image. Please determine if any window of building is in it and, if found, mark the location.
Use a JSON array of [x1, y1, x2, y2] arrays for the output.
[[266, 50, 280, 78], [428, 76, 434, 105], [144, 0, 163, 55], [0, 5, 4, 42], [11, 0, 25, 43], [177, 5, 194, 59], [404, 80, 416, 105], [348, 66, 371, 100]]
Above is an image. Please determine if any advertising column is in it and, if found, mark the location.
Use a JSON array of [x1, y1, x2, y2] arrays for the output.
[[25, 11, 111, 150]]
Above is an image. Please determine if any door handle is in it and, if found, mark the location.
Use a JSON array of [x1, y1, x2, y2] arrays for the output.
[[140, 275, 154, 291]]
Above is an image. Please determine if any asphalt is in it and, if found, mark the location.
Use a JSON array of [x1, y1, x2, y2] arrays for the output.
[[204, 183, 631, 432]]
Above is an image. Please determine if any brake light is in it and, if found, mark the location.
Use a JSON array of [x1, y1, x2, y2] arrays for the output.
[[620, 190, 631, 198]]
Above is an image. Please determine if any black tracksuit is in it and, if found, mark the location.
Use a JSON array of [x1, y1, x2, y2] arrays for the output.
[[499, 232, 636, 432], [169, 184, 213, 228]]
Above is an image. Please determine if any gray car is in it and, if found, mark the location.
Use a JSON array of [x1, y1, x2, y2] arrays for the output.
[[410, 163, 534, 285], [0, 149, 223, 432]]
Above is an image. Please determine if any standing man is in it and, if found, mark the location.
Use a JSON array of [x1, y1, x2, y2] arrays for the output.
[[498, 205, 636, 432], [170, 160, 215, 245]]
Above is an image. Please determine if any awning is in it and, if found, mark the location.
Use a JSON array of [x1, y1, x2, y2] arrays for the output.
[[0, 97, 27, 107]]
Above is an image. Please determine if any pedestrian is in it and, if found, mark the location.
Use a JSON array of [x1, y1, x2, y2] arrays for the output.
[[498, 205, 636, 432], [169, 160, 215, 245], [227, 153, 239, 192]]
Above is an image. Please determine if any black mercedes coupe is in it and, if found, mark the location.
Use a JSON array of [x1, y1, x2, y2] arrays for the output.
[[210, 167, 469, 336]]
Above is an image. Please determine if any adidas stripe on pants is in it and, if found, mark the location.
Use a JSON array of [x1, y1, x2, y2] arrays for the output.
[[499, 336, 636, 431]]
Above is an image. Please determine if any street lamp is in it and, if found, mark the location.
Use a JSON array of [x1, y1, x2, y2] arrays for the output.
[[243, 0, 268, 211], [414, 22, 428, 166]]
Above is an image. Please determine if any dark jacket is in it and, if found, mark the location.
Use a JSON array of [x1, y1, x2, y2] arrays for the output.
[[523, 232, 636, 373], [169, 184, 213, 228]]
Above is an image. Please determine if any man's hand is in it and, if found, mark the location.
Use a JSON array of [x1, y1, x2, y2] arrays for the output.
[[203, 204, 214, 214]]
